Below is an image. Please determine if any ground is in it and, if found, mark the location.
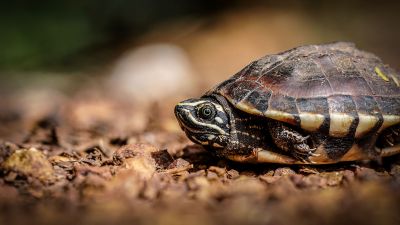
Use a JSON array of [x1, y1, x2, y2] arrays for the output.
[[0, 90, 400, 225]]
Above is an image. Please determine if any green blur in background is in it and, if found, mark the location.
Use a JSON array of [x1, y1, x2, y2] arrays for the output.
[[0, 0, 399, 72], [0, 0, 223, 71]]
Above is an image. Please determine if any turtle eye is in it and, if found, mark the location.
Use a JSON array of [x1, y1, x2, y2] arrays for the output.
[[198, 104, 215, 120]]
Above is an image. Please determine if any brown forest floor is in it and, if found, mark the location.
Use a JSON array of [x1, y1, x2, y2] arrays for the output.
[[0, 90, 400, 225]]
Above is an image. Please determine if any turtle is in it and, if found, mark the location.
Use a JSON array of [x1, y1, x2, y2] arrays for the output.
[[174, 42, 400, 164]]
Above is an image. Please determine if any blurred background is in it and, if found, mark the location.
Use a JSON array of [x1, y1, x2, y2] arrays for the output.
[[1, 2, 400, 225], [1, 0, 400, 140]]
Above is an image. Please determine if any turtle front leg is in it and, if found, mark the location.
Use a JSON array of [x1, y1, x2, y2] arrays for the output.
[[267, 121, 317, 162]]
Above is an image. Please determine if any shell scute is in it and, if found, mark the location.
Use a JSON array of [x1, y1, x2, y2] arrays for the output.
[[296, 97, 329, 114], [220, 80, 259, 104], [375, 96, 400, 115], [239, 88, 271, 113]]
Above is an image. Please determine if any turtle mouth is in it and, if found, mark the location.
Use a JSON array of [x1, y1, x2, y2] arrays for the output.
[[175, 114, 185, 131], [174, 104, 201, 131], [174, 105, 188, 131], [175, 110, 207, 134]]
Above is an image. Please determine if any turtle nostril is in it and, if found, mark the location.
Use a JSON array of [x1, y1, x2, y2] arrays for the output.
[[174, 104, 189, 122], [174, 104, 181, 114], [174, 105, 184, 116], [174, 105, 190, 131]]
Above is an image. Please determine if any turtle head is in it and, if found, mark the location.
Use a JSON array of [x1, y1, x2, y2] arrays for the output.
[[174, 98, 230, 149]]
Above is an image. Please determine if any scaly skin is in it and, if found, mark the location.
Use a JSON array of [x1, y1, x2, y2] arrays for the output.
[[267, 120, 317, 162]]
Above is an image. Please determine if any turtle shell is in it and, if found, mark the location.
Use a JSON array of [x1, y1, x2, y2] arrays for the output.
[[207, 42, 400, 139]]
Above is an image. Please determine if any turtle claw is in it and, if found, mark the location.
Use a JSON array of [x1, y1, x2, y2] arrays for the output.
[[292, 146, 319, 163], [306, 148, 320, 161], [299, 135, 311, 142], [302, 158, 317, 164], [308, 147, 318, 155], [294, 153, 314, 164]]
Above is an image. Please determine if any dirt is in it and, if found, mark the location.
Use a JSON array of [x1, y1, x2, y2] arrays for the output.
[[0, 90, 400, 225]]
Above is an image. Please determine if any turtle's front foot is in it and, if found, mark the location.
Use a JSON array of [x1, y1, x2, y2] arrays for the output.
[[292, 143, 319, 162], [267, 121, 318, 162]]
